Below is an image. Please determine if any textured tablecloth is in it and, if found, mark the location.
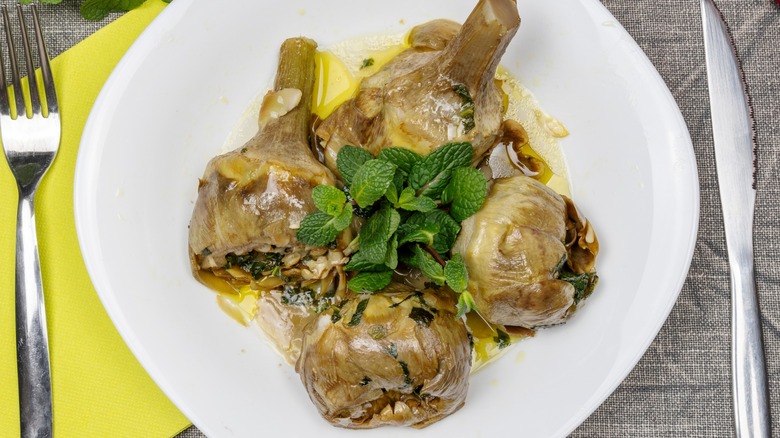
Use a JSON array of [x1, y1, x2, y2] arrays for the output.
[[36, 0, 780, 436]]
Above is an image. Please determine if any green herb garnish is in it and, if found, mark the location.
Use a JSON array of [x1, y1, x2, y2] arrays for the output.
[[347, 298, 370, 327], [360, 58, 375, 69], [454, 84, 475, 133], [347, 270, 394, 293], [223, 251, 283, 279], [409, 307, 435, 327], [559, 269, 599, 303], [298, 142, 488, 318], [493, 328, 511, 349]]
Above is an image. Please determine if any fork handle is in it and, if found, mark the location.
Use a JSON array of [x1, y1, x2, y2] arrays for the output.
[[15, 193, 53, 438]]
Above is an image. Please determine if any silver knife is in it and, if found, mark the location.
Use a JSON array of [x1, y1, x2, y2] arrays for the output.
[[700, 1, 771, 436]]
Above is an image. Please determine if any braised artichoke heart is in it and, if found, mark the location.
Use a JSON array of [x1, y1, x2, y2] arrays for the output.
[[296, 288, 471, 428], [452, 175, 598, 328], [316, 0, 520, 173], [189, 38, 336, 274]]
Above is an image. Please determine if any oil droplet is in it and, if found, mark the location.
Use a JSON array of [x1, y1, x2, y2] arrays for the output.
[[313, 39, 408, 119], [313, 52, 358, 119]]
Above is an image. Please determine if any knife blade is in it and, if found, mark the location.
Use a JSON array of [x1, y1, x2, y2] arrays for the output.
[[700, 1, 771, 436]]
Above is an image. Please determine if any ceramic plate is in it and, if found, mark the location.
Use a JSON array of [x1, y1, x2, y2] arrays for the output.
[[74, 0, 699, 436]]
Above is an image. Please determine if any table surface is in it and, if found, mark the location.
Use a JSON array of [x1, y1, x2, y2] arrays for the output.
[[37, 0, 780, 436]]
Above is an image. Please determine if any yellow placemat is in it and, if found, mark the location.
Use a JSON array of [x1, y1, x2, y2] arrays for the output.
[[0, 2, 191, 436]]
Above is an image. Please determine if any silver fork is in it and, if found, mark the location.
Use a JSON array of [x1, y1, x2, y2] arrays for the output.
[[0, 5, 59, 438]]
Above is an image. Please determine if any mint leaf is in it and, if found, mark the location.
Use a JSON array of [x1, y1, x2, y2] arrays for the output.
[[455, 291, 477, 319], [385, 182, 399, 205], [419, 168, 453, 199], [440, 167, 488, 222], [377, 147, 422, 175], [350, 160, 397, 208], [407, 209, 460, 254], [348, 270, 393, 293], [331, 203, 354, 230], [397, 222, 440, 246], [312, 185, 346, 216], [408, 142, 474, 190], [385, 234, 399, 270], [444, 253, 468, 293], [391, 170, 406, 195], [296, 212, 343, 246], [360, 207, 401, 264], [394, 187, 437, 212], [81, 0, 146, 20], [345, 250, 386, 272], [403, 245, 445, 285], [337, 145, 374, 185]]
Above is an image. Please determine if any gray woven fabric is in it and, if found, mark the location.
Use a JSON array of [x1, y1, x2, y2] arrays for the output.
[[36, 0, 780, 436], [4, 1, 119, 60]]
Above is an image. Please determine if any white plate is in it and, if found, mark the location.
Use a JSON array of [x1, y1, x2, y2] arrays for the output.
[[74, 0, 699, 436]]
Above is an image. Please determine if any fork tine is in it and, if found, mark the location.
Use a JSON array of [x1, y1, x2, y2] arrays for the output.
[[30, 4, 55, 115], [1, 6, 24, 119], [16, 4, 40, 116]]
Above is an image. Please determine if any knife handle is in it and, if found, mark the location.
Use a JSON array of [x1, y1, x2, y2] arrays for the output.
[[732, 255, 771, 437]]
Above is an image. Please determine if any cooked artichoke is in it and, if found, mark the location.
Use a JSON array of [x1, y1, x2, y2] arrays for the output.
[[296, 287, 471, 428], [316, 0, 520, 172], [188, 38, 336, 273], [452, 175, 598, 328]]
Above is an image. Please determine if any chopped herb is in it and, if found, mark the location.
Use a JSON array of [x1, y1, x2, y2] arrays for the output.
[[453, 84, 475, 133], [493, 328, 511, 349], [388, 292, 419, 309], [240, 147, 248, 153], [280, 284, 315, 308], [347, 298, 370, 327], [360, 58, 375, 69], [387, 343, 398, 359], [559, 269, 599, 303], [271, 266, 289, 282], [399, 360, 412, 386], [316, 289, 338, 313], [331, 300, 348, 323], [409, 307, 435, 327], [224, 251, 283, 279]]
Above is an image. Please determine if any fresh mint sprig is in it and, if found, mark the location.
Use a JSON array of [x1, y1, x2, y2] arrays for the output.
[[296, 185, 353, 247], [297, 142, 487, 318]]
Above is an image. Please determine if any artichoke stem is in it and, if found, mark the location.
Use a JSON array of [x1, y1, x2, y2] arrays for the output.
[[272, 37, 318, 145], [439, 0, 519, 92]]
